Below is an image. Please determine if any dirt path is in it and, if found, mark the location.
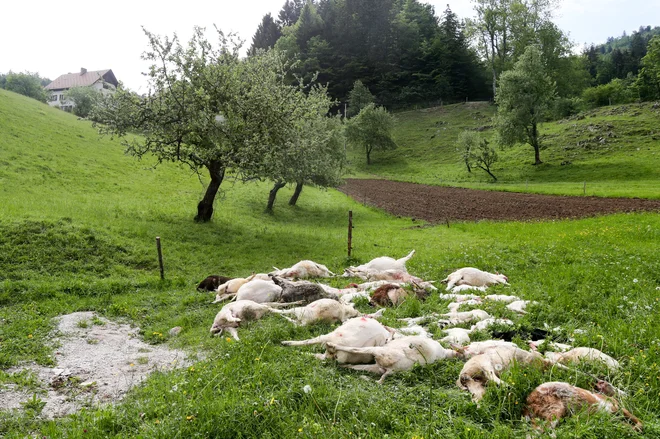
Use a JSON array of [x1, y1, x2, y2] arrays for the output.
[[338, 179, 660, 222]]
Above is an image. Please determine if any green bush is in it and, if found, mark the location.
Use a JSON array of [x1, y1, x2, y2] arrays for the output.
[[582, 78, 636, 108]]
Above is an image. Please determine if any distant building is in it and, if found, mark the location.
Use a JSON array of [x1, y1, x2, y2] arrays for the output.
[[45, 68, 118, 111]]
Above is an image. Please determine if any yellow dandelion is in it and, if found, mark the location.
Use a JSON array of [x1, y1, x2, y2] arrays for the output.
[[154, 419, 160, 424], [186, 415, 194, 421], [255, 357, 260, 361], [226, 337, 232, 342], [298, 428, 303, 432], [27, 334, 33, 339]]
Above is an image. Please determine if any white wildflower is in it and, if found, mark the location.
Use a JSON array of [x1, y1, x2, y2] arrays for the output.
[[303, 385, 312, 394]]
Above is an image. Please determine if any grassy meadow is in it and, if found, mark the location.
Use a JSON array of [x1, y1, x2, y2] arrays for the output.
[[350, 101, 660, 198], [1, 88, 659, 438]]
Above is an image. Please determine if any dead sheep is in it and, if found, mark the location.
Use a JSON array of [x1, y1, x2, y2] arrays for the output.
[[457, 345, 549, 402], [276, 299, 360, 326], [442, 267, 508, 291], [328, 336, 459, 384], [344, 250, 416, 275], [281, 317, 394, 364], [209, 300, 294, 340], [270, 275, 338, 304], [524, 381, 642, 431], [439, 309, 491, 327], [213, 274, 258, 303], [270, 260, 335, 279], [234, 279, 282, 303], [544, 347, 620, 371], [369, 284, 411, 307], [197, 275, 233, 291]]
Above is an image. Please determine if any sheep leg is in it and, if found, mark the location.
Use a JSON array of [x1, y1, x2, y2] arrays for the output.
[[327, 343, 377, 357], [226, 327, 240, 341], [212, 293, 235, 304], [262, 301, 303, 308], [281, 335, 328, 346], [342, 364, 385, 375], [377, 369, 395, 384]]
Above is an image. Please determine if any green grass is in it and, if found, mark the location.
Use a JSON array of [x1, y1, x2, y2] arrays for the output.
[[349, 101, 660, 198], [1, 89, 659, 438]]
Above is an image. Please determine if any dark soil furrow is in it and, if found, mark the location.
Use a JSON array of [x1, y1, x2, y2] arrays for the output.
[[338, 179, 660, 222]]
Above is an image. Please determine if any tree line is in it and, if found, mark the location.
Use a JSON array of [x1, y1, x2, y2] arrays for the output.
[[250, 0, 490, 109]]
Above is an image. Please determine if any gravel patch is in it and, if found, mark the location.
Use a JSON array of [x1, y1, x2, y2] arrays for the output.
[[0, 311, 190, 418]]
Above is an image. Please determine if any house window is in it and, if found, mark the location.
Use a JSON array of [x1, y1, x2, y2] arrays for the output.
[[50, 94, 58, 102], [59, 94, 65, 102]]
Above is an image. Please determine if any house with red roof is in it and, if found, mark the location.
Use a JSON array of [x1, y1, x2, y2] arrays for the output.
[[45, 68, 119, 111]]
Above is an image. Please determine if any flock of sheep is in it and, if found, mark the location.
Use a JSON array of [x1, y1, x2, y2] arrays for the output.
[[197, 251, 643, 432]]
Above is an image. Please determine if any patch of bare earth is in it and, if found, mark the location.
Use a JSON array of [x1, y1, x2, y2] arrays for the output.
[[339, 179, 660, 222], [0, 312, 190, 418]]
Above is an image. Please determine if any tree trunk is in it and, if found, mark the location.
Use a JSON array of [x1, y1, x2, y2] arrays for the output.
[[194, 160, 225, 223], [288, 181, 304, 206], [477, 165, 497, 182], [531, 123, 542, 165], [266, 181, 286, 212], [366, 146, 372, 165]]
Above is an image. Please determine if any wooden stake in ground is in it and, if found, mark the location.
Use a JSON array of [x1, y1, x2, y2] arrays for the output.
[[348, 211, 353, 257], [156, 237, 164, 280]]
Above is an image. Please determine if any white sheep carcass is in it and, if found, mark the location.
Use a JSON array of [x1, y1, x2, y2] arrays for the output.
[[270, 260, 335, 279], [485, 294, 521, 303], [209, 300, 293, 340], [439, 309, 491, 326], [469, 318, 515, 332], [329, 336, 458, 383], [281, 317, 394, 364], [440, 328, 473, 345], [506, 300, 536, 314], [233, 279, 282, 303], [455, 340, 519, 358], [544, 347, 620, 371], [457, 345, 548, 402], [442, 267, 508, 291], [275, 299, 360, 326], [344, 250, 415, 275]]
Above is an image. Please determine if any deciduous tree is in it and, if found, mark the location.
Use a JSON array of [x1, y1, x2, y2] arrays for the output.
[[345, 103, 396, 165], [95, 27, 339, 221], [495, 45, 555, 165]]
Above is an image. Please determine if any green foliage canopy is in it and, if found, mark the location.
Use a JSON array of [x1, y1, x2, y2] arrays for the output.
[[64, 86, 102, 118], [95, 27, 341, 220], [495, 45, 555, 165], [4, 72, 49, 102], [345, 103, 397, 165]]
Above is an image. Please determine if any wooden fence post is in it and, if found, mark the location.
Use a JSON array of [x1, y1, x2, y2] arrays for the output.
[[348, 211, 353, 257], [156, 237, 164, 280]]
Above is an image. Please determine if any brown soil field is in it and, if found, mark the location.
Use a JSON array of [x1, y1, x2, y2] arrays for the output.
[[338, 179, 660, 222]]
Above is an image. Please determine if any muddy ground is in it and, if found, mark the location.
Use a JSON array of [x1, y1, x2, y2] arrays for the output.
[[338, 179, 660, 222]]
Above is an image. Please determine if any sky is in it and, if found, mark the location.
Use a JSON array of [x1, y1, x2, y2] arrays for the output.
[[1, 0, 659, 92]]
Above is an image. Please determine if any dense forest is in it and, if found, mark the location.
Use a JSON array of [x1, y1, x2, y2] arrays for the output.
[[249, 0, 660, 114]]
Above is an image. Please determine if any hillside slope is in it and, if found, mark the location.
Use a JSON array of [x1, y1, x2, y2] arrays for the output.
[[349, 101, 660, 198], [1, 89, 659, 438]]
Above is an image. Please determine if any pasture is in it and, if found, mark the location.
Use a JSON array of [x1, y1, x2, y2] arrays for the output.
[[0, 89, 659, 438]]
